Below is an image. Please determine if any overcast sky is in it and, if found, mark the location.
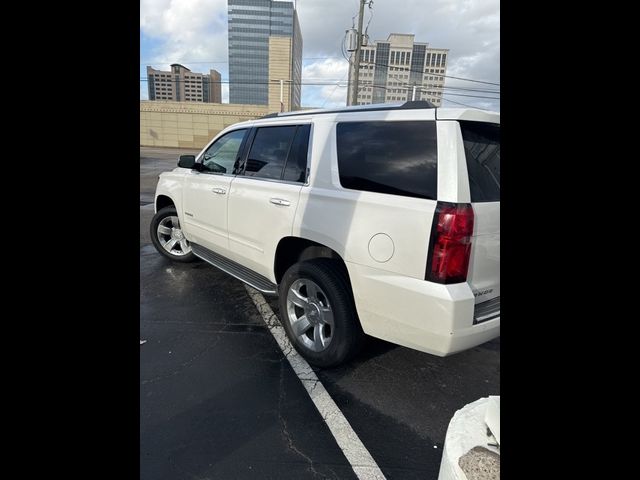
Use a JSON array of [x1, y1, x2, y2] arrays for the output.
[[140, 0, 499, 110]]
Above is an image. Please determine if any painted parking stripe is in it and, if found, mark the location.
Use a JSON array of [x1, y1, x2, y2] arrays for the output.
[[245, 286, 386, 480]]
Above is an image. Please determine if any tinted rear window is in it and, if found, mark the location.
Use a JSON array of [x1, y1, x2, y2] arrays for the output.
[[336, 121, 438, 200], [460, 121, 500, 202], [283, 124, 311, 183]]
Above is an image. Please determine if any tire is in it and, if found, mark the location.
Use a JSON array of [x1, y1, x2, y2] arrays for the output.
[[278, 259, 364, 368], [149, 206, 197, 263]]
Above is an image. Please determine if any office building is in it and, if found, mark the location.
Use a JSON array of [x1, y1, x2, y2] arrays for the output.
[[228, 0, 302, 111], [349, 33, 449, 106], [147, 64, 222, 103]]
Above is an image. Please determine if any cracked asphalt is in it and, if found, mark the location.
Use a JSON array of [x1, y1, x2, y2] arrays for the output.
[[140, 147, 500, 480]]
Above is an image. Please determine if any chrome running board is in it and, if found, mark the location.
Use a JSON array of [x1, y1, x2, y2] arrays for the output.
[[191, 242, 278, 295]]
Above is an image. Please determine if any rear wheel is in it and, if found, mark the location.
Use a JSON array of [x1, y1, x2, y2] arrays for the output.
[[278, 259, 364, 368], [150, 206, 197, 263]]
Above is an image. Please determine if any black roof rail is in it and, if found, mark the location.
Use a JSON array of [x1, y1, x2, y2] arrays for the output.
[[259, 100, 436, 119]]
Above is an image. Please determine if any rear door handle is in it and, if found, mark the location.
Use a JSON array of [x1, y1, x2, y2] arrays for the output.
[[269, 197, 290, 206], [212, 188, 226, 195]]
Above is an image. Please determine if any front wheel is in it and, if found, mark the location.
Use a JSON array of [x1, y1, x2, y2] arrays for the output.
[[149, 206, 197, 263], [278, 259, 364, 368]]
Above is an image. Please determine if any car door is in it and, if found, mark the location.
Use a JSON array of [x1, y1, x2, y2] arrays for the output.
[[182, 128, 249, 256], [227, 123, 311, 281]]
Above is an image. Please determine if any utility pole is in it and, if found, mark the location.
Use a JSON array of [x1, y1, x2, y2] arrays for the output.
[[412, 85, 417, 101], [350, 0, 366, 106]]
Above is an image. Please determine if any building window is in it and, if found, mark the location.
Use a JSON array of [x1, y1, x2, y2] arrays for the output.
[[400, 52, 405, 64], [441, 54, 447, 65], [425, 53, 431, 66], [406, 53, 410, 65]]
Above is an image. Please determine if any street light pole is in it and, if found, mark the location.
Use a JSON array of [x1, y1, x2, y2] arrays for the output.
[[350, 0, 366, 106], [280, 79, 284, 112]]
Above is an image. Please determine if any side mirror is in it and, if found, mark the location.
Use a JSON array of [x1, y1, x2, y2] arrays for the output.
[[178, 155, 196, 169]]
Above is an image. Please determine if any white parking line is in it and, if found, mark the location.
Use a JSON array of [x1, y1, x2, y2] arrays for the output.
[[245, 286, 386, 480]]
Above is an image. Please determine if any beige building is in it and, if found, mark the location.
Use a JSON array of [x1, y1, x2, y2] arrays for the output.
[[140, 100, 269, 149], [147, 64, 222, 103], [268, 36, 295, 112], [349, 33, 449, 106]]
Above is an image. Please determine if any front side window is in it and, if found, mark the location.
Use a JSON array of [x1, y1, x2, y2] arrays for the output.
[[238, 125, 311, 182], [336, 121, 438, 200], [245, 126, 297, 180], [200, 129, 247, 174]]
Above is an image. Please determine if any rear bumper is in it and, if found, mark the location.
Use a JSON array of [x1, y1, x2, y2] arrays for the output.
[[346, 262, 500, 356]]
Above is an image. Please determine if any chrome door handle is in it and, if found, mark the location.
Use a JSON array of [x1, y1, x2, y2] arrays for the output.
[[269, 198, 291, 206], [212, 188, 226, 195]]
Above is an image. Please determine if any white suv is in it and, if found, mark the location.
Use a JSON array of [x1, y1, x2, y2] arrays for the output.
[[150, 101, 500, 367]]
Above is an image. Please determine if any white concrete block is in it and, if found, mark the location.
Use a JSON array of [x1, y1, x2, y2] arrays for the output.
[[438, 397, 500, 480]]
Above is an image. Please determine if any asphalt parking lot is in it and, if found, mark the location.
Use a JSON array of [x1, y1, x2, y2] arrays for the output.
[[140, 147, 500, 480]]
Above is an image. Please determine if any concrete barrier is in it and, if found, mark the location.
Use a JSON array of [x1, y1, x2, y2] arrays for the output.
[[438, 396, 500, 480], [140, 101, 270, 149]]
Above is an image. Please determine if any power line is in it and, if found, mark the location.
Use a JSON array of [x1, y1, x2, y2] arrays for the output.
[[139, 78, 499, 94], [140, 75, 500, 95], [409, 84, 499, 99], [355, 59, 500, 86], [357, 81, 499, 94], [321, 59, 350, 108], [140, 79, 350, 86], [441, 97, 486, 109], [142, 56, 499, 86], [364, 0, 374, 40], [139, 78, 498, 100], [322, 80, 500, 100]]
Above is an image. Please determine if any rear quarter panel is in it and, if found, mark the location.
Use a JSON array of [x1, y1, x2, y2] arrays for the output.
[[292, 115, 436, 280]]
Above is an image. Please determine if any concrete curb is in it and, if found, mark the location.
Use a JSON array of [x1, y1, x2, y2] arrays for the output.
[[438, 397, 500, 480]]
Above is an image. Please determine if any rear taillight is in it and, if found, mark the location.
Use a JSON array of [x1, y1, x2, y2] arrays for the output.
[[426, 202, 474, 284]]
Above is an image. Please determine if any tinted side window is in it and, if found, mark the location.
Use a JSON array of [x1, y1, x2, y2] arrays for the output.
[[283, 125, 310, 183], [336, 121, 438, 200], [459, 121, 500, 202], [245, 126, 297, 180], [201, 129, 247, 174]]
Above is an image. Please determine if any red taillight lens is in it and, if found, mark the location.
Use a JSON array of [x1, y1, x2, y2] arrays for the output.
[[426, 202, 474, 284]]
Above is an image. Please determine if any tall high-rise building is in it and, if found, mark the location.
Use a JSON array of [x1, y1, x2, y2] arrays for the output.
[[349, 34, 449, 107], [228, 0, 302, 111], [147, 64, 222, 103]]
